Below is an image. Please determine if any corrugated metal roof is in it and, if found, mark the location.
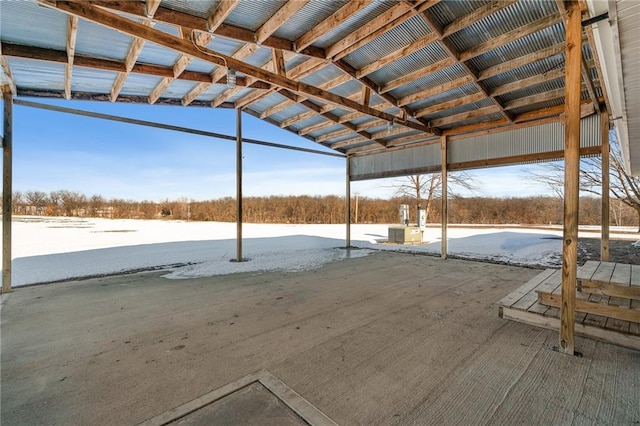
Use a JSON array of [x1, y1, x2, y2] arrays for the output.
[[0, 0, 68, 51], [388, 63, 469, 100], [161, 0, 217, 18], [7, 57, 65, 92], [367, 43, 450, 87], [120, 73, 164, 97]]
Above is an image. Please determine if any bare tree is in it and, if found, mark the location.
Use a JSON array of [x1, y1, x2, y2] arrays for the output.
[[25, 190, 49, 215], [389, 172, 477, 222], [530, 133, 640, 231]]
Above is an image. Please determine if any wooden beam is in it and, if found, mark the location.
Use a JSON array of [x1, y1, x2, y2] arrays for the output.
[[459, 13, 563, 62], [361, 86, 371, 107], [2, 88, 12, 293], [355, 33, 439, 78], [601, 111, 610, 261], [64, 16, 78, 100], [490, 68, 565, 97], [397, 75, 474, 107], [144, 0, 161, 18], [44, 1, 434, 133], [0, 43, 16, 96], [110, 18, 153, 102], [295, 0, 373, 52], [414, 91, 486, 118], [430, 105, 501, 127], [477, 43, 565, 81], [539, 292, 640, 323], [380, 57, 456, 94], [560, 0, 582, 356], [256, 0, 309, 44], [272, 49, 286, 76], [206, 0, 240, 33], [441, 135, 447, 259], [346, 156, 351, 247]]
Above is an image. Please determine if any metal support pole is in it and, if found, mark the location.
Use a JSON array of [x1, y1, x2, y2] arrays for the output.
[[560, 1, 581, 355], [2, 88, 13, 293], [441, 135, 448, 259], [235, 108, 243, 262], [601, 110, 610, 262], [345, 156, 351, 248]]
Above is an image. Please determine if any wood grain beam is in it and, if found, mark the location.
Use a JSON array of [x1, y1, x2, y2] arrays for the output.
[[64, 16, 78, 100], [109, 17, 153, 102], [430, 105, 501, 127], [460, 14, 563, 62], [490, 67, 565, 97], [398, 75, 474, 107], [355, 33, 439, 78], [295, 0, 373, 52], [414, 91, 486, 118], [206, 0, 240, 33], [0, 55, 16, 96], [477, 43, 565, 81], [256, 0, 309, 44], [380, 57, 456, 94], [144, 0, 161, 18]]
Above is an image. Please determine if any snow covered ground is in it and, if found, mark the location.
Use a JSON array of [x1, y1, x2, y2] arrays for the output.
[[10, 216, 639, 286]]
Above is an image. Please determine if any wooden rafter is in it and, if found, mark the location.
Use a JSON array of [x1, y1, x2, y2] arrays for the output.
[[256, 0, 309, 44], [478, 43, 565, 80], [144, 0, 161, 18], [380, 57, 456, 94], [295, 0, 373, 52], [0, 51, 16, 96], [64, 16, 78, 100], [110, 18, 153, 102], [354, 33, 439, 79], [206, 0, 240, 33]]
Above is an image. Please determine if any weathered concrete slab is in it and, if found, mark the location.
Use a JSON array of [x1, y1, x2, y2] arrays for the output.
[[1, 251, 638, 425]]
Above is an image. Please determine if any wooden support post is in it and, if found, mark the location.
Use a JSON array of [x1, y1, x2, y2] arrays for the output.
[[441, 135, 448, 259], [346, 156, 351, 248], [560, 1, 581, 355], [235, 108, 243, 262], [601, 110, 610, 262], [2, 88, 12, 293]]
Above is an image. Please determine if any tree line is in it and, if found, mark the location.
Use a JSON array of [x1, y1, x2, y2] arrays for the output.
[[11, 189, 639, 228]]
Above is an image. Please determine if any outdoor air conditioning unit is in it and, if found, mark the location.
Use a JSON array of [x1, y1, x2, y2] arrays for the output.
[[388, 204, 422, 244]]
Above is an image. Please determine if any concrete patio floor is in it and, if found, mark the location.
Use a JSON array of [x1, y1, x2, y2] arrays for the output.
[[1, 251, 638, 425]]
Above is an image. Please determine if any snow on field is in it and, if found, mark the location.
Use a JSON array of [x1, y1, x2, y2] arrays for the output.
[[9, 216, 638, 286]]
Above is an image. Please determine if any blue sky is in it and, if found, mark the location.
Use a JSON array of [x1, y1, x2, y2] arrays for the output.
[[11, 99, 553, 201]]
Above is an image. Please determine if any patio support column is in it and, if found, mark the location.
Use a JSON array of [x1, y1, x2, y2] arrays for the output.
[[441, 135, 448, 259], [235, 108, 243, 262], [346, 156, 351, 248], [560, 0, 581, 355], [601, 110, 610, 262], [2, 87, 12, 293]]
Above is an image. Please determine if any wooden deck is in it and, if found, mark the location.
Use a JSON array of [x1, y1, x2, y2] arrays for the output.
[[499, 261, 640, 351]]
